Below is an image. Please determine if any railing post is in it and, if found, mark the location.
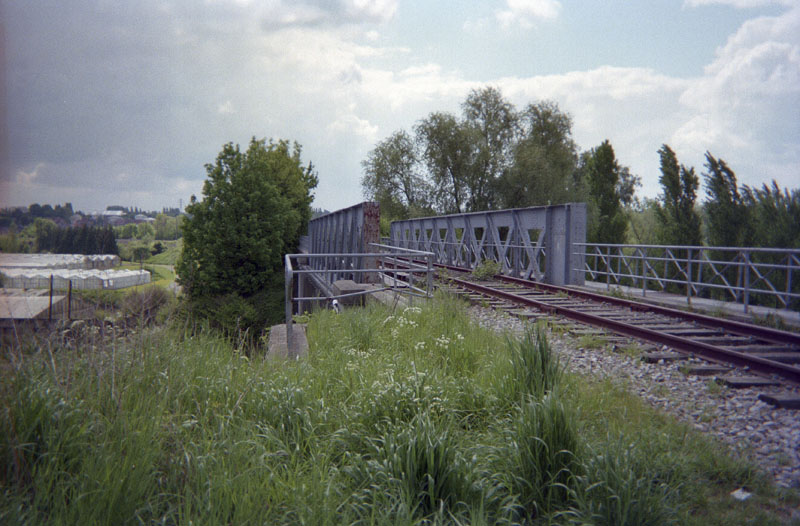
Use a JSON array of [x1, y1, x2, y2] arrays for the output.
[[427, 255, 433, 297], [49, 274, 54, 321], [606, 245, 611, 290], [686, 248, 693, 306], [285, 256, 294, 353], [640, 247, 647, 298], [743, 251, 751, 313], [786, 254, 793, 310]]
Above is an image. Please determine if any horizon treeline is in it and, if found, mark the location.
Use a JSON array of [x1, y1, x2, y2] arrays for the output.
[[33, 222, 118, 255], [361, 86, 799, 249]]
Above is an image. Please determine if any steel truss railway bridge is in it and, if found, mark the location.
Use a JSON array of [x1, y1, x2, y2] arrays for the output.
[[283, 201, 800, 351], [276, 202, 800, 392]]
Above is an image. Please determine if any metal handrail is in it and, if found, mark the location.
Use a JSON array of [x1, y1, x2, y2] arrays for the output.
[[284, 244, 435, 354], [574, 243, 800, 313]]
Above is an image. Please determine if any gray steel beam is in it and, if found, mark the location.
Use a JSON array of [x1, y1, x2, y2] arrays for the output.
[[389, 203, 586, 286]]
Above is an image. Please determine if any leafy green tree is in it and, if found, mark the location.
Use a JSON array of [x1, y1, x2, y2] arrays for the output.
[[655, 145, 702, 246], [585, 140, 628, 244], [154, 213, 181, 240], [361, 130, 432, 220], [33, 218, 58, 252], [742, 181, 800, 249], [462, 86, 519, 210], [135, 222, 155, 240], [500, 101, 579, 208], [627, 198, 661, 245], [177, 138, 317, 332], [414, 112, 478, 213], [703, 152, 749, 247]]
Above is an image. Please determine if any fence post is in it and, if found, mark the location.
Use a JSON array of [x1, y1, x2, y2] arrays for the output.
[[640, 247, 647, 298], [48, 274, 54, 321], [68, 280, 73, 319], [285, 259, 294, 353], [743, 251, 751, 313], [686, 248, 693, 306]]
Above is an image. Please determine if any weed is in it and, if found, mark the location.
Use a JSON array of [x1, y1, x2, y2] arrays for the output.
[[705, 378, 725, 397], [618, 343, 644, 359], [472, 259, 501, 281], [0, 295, 788, 525], [349, 411, 478, 520], [503, 325, 564, 402], [577, 334, 607, 350], [498, 392, 582, 520], [566, 438, 682, 526]]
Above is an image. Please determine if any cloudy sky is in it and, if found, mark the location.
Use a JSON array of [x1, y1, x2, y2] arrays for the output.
[[2, 0, 799, 214]]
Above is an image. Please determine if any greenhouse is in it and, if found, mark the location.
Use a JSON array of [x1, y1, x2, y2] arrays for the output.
[[1, 268, 150, 290], [0, 253, 120, 270]]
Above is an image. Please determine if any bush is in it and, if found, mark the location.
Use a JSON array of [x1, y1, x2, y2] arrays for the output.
[[181, 279, 284, 344], [472, 259, 501, 280], [120, 286, 174, 323]]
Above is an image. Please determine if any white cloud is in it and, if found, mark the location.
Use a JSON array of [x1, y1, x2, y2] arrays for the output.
[[217, 100, 236, 115], [328, 112, 379, 142], [674, 6, 800, 186], [344, 0, 398, 23], [496, 0, 561, 28], [684, 0, 794, 8]]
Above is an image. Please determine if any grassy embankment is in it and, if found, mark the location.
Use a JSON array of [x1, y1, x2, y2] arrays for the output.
[[1, 294, 798, 525]]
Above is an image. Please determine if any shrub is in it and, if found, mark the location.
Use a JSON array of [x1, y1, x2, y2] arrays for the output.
[[472, 259, 501, 280], [120, 285, 173, 322]]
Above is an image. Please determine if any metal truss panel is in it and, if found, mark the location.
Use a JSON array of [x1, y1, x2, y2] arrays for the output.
[[306, 202, 380, 283], [389, 203, 586, 286]]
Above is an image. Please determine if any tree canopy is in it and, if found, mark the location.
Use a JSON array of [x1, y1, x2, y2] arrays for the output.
[[654, 144, 702, 246], [585, 140, 629, 244], [362, 87, 583, 222], [177, 138, 318, 302]]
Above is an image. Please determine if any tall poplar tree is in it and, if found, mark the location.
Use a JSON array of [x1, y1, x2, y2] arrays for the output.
[[703, 152, 749, 247], [585, 140, 628, 244], [655, 145, 702, 246]]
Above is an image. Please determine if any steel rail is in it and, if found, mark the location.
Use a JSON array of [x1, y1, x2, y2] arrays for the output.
[[500, 275, 800, 347], [448, 275, 800, 385], [430, 261, 800, 348]]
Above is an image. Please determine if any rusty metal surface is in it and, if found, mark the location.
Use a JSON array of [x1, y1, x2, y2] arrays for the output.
[[306, 202, 380, 283], [449, 274, 800, 385]]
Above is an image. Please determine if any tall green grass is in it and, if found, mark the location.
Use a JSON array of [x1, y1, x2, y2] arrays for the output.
[[1, 295, 789, 525]]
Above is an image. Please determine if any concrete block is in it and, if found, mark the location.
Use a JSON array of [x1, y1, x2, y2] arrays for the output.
[[267, 323, 308, 359], [332, 280, 373, 306]]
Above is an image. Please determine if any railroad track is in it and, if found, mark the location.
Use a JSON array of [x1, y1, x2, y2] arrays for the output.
[[394, 260, 800, 399]]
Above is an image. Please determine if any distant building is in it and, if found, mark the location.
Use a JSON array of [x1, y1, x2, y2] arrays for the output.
[[93, 210, 126, 226]]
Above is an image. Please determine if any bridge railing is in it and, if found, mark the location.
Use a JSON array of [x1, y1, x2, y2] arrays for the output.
[[284, 244, 436, 353], [575, 243, 800, 312]]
